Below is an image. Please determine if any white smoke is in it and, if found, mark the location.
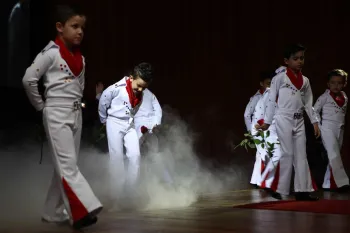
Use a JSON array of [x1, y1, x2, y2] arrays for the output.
[[0, 105, 249, 231], [80, 105, 247, 211]]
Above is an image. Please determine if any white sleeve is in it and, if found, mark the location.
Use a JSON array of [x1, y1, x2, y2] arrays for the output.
[[22, 49, 56, 111], [244, 95, 259, 131], [313, 94, 326, 123], [98, 85, 118, 124], [264, 75, 281, 124], [304, 80, 317, 124], [152, 94, 162, 126]]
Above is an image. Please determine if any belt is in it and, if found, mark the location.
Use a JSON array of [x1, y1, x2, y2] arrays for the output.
[[45, 98, 82, 110], [276, 108, 304, 119]]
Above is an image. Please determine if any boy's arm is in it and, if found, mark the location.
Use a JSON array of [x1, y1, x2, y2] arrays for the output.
[[304, 80, 318, 124], [152, 94, 162, 126], [304, 80, 321, 138], [264, 75, 280, 125], [312, 94, 326, 123], [244, 95, 258, 131], [22, 49, 56, 111], [98, 85, 118, 124]]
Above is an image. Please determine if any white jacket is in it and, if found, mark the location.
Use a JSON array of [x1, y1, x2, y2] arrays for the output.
[[98, 77, 141, 124], [313, 89, 348, 126], [22, 41, 85, 111], [244, 90, 263, 131], [134, 88, 162, 128], [264, 70, 317, 124]]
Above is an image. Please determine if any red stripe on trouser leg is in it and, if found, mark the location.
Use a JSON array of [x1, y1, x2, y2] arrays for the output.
[[62, 177, 88, 221], [329, 167, 338, 189], [270, 162, 280, 192], [261, 160, 265, 173]]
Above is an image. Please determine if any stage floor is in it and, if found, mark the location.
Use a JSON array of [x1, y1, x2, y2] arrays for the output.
[[3, 189, 350, 233]]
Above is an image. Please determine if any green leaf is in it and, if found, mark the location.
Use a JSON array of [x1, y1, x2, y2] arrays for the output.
[[267, 142, 272, 147], [244, 145, 248, 151], [253, 139, 261, 145], [248, 143, 256, 149], [261, 143, 265, 149], [266, 130, 270, 138], [259, 131, 264, 138]]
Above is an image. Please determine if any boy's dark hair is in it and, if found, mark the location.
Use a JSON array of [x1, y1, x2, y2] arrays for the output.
[[54, 5, 85, 25], [327, 69, 348, 83], [284, 43, 306, 59], [259, 71, 274, 82], [132, 62, 153, 83]]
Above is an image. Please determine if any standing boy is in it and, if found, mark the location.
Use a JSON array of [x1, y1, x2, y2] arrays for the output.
[[313, 69, 350, 192], [259, 44, 320, 200], [22, 5, 102, 229]]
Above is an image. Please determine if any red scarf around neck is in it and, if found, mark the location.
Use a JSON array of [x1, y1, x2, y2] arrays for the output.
[[54, 37, 83, 77], [329, 91, 345, 107], [286, 68, 303, 90], [259, 88, 265, 94], [126, 78, 142, 108]]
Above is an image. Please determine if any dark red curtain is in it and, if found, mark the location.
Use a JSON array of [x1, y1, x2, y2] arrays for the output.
[[31, 0, 350, 172]]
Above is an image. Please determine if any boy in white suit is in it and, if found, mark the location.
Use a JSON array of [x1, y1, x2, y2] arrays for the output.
[[259, 44, 320, 200], [251, 68, 284, 199], [313, 69, 350, 192], [98, 62, 153, 194], [22, 5, 102, 229], [248, 72, 272, 187]]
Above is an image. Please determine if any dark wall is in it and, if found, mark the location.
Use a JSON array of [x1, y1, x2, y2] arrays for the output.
[[5, 0, 350, 172]]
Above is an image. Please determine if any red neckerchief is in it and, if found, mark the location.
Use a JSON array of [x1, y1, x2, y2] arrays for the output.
[[126, 78, 142, 108], [54, 37, 83, 77], [259, 88, 265, 95], [286, 67, 303, 90], [329, 91, 345, 107]]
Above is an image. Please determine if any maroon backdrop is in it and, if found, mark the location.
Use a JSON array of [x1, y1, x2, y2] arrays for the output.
[[27, 0, 350, 171]]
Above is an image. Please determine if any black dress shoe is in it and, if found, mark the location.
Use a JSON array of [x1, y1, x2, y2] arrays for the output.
[[294, 192, 319, 201], [73, 215, 98, 230], [271, 191, 282, 200], [337, 185, 350, 193]]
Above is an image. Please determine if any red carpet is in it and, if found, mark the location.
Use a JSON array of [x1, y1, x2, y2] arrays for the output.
[[235, 199, 350, 215]]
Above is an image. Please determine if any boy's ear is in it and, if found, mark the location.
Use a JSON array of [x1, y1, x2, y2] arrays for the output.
[[56, 22, 64, 33]]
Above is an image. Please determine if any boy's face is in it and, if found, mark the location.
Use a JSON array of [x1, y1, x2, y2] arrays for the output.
[[130, 76, 148, 95], [260, 78, 271, 89], [284, 51, 305, 72], [56, 15, 86, 46], [328, 76, 346, 94]]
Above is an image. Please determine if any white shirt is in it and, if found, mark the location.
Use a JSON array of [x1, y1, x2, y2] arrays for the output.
[[264, 70, 317, 124], [313, 89, 348, 126], [22, 41, 85, 111]]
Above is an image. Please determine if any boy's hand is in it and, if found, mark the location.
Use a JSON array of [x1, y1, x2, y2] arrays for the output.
[[313, 123, 321, 138], [257, 123, 270, 131]]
